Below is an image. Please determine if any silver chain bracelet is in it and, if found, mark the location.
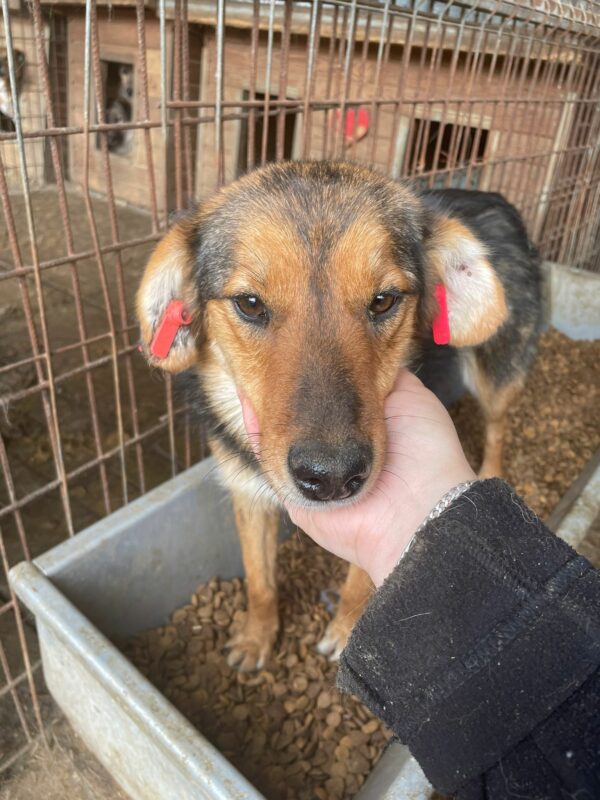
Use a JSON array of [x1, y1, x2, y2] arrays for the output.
[[398, 480, 477, 565], [415, 480, 477, 534]]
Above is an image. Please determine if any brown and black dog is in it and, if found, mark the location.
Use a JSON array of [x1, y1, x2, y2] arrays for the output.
[[137, 161, 542, 671]]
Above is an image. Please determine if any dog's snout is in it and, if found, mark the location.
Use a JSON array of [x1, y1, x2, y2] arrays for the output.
[[288, 439, 372, 502]]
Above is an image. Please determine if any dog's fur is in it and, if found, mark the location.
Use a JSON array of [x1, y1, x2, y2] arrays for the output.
[[137, 161, 542, 670], [106, 64, 133, 155], [0, 49, 25, 132]]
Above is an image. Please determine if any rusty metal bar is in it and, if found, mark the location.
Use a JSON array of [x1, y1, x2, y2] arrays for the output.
[[1, 93, 594, 123], [0, 435, 31, 563], [367, 0, 391, 165], [181, 0, 194, 203], [1, 1, 74, 546], [322, 3, 340, 160], [215, 0, 225, 186], [0, 231, 160, 282], [260, 0, 277, 166], [159, 0, 168, 143], [85, 0, 129, 507], [173, 0, 184, 208], [136, 0, 160, 232], [30, 0, 113, 516], [0, 657, 42, 700], [246, 0, 260, 172], [301, 0, 321, 158], [2, 339, 141, 406], [0, 411, 189, 521], [333, 0, 358, 157], [275, 0, 292, 162], [0, 526, 45, 744], [0, 740, 38, 774]]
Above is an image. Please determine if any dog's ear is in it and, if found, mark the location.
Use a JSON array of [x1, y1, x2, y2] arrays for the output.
[[136, 219, 201, 373], [424, 214, 507, 347]]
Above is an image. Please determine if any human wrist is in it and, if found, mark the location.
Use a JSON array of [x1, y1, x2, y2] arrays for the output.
[[366, 463, 476, 587]]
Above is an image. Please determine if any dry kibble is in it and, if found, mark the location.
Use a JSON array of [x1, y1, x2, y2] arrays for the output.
[[324, 776, 345, 799], [450, 328, 600, 521], [232, 704, 249, 721], [326, 711, 342, 728], [291, 675, 308, 693], [361, 719, 379, 735], [283, 699, 296, 715], [278, 747, 300, 765], [191, 689, 208, 706], [216, 731, 237, 750], [329, 761, 347, 778], [286, 760, 305, 776], [171, 608, 188, 625], [349, 730, 368, 746], [321, 725, 335, 740], [307, 682, 321, 700], [294, 695, 310, 712], [213, 609, 230, 627], [187, 638, 205, 657], [123, 532, 394, 799], [347, 752, 370, 774]]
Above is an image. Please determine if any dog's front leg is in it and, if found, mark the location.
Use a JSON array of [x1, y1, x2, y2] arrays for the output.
[[226, 489, 279, 671], [318, 563, 373, 661], [474, 371, 525, 479]]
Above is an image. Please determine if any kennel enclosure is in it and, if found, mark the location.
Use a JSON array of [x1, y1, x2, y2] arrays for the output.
[[1, 0, 600, 790]]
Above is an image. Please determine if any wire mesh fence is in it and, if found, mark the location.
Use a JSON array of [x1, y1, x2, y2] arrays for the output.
[[1, 0, 599, 774]]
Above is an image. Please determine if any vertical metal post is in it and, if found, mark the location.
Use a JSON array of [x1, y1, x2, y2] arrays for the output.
[[215, 0, 225, 186]]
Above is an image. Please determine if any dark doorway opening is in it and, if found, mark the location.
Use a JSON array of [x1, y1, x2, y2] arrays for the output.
[[237, 90, 296, 176]]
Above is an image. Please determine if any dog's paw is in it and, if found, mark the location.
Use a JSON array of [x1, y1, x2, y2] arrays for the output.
[[225, 621, 276, 672], [317, 618, 352, 662]]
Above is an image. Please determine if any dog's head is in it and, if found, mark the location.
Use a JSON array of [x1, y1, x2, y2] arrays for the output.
[[137, 162, 506, 505]]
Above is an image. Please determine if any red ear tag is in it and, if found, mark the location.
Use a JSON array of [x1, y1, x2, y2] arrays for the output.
[[432, 283, 450, 345], [150, 300, 192, 359]]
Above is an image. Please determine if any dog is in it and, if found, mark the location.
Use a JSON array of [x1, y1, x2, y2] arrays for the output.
[[0, 49, 25, 132], [137, 161, 542, 671], [106, 64, 133, 154]]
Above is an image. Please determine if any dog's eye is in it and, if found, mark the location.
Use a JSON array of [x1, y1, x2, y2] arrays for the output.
[[368, 292, 401, 319], [233, 295, 268, 324]]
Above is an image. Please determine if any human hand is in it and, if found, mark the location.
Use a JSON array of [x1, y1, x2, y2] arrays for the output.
[[240, 370, 475, 586]]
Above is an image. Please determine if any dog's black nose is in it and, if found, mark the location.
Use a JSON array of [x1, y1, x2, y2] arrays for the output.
[[288, 440, 372, 502]]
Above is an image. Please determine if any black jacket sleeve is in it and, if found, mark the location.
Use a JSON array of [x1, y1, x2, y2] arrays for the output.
[[337, 479, 600, 799]]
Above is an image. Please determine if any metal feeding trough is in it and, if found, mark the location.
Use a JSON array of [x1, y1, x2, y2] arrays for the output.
[[9, 458, 430, 800]]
